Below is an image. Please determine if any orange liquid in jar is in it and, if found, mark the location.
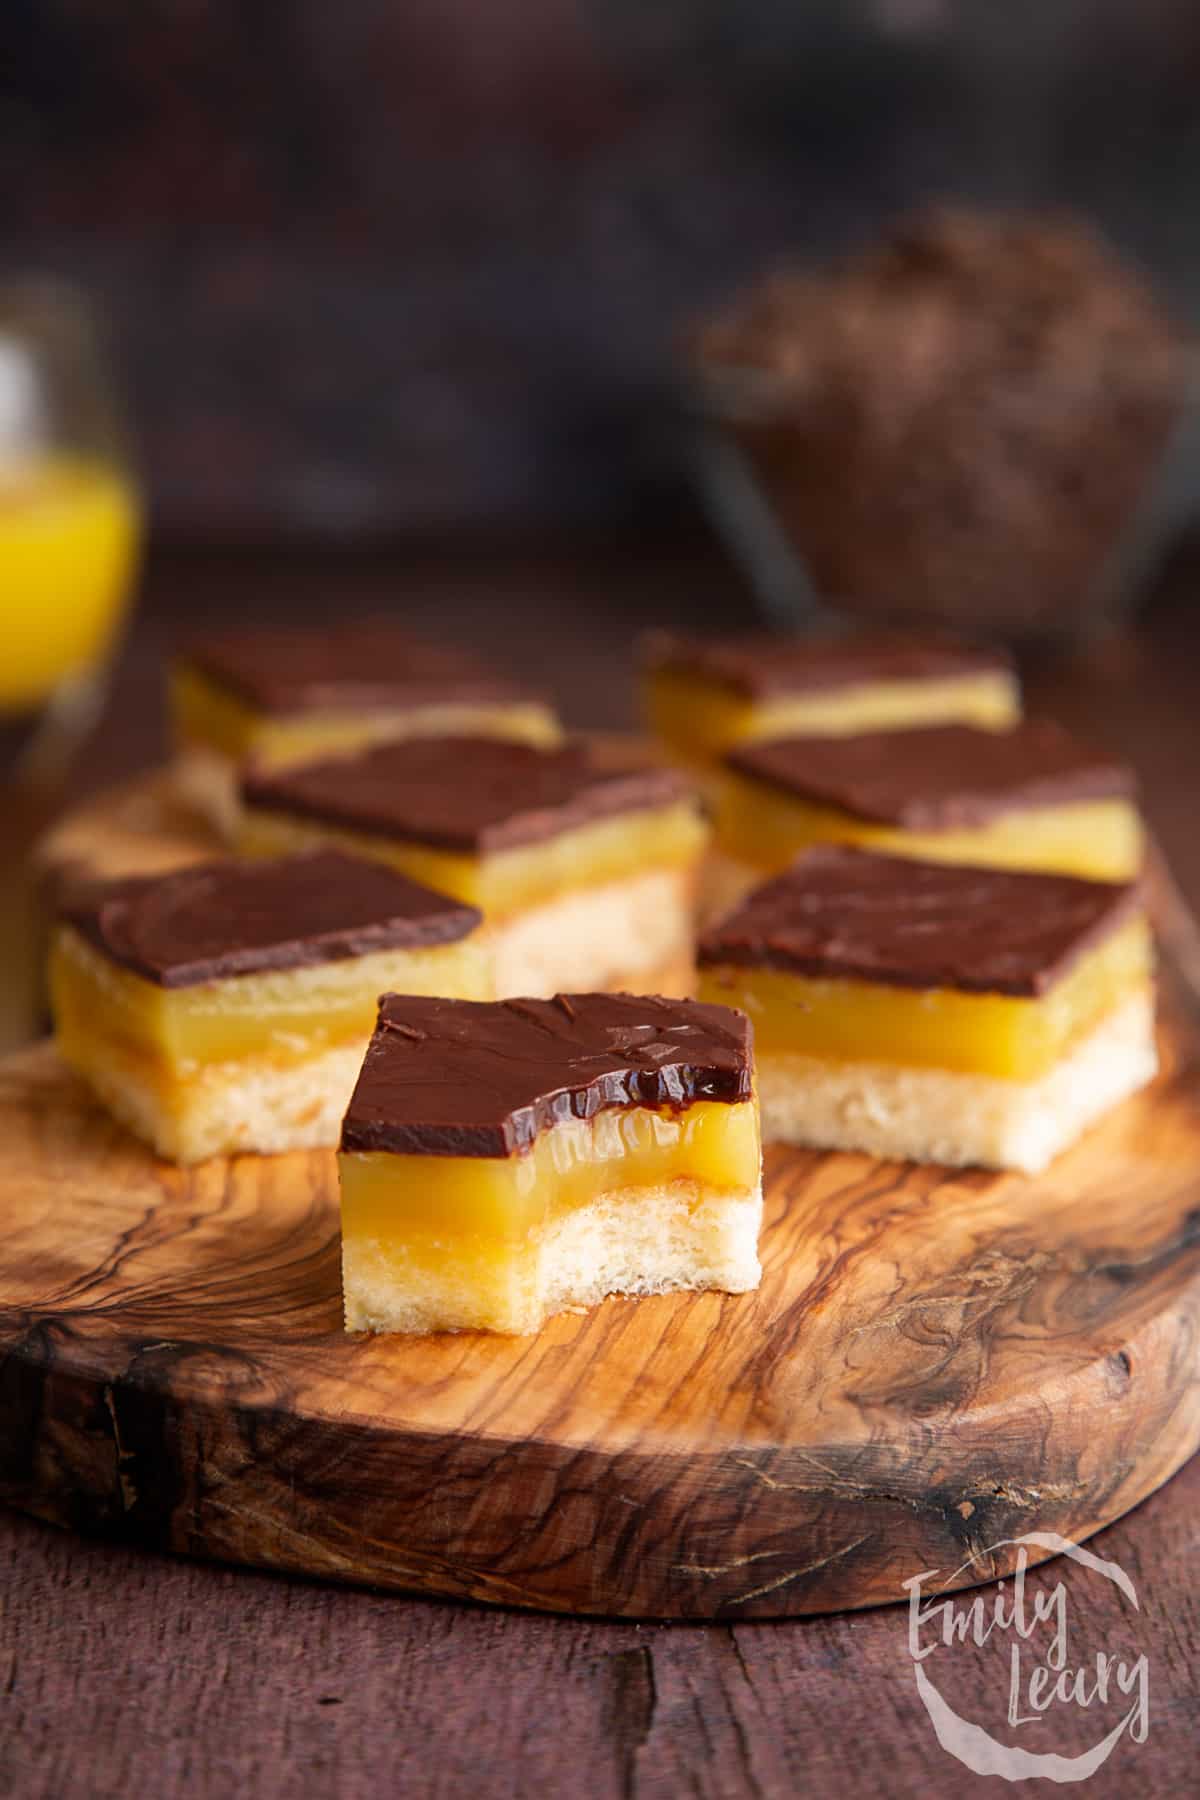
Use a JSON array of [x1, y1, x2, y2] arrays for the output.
[[0, 453, 141, 711]]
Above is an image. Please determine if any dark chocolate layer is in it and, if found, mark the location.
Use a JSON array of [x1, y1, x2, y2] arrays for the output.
[[341, 993, 754, 1157], [181, 621, 544, 717], [641, 630, 1012, 700], [242, 736, 696, 854], [726, 718, 1134, 828], [60, 850, 481, 988], [698, 846, 1142, 996]]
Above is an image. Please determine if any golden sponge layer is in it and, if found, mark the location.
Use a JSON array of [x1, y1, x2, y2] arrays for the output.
[[754, 994, 1157, 1173]]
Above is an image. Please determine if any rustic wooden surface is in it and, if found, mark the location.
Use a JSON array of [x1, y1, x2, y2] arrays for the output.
[[2, 1451, 1195, 1800], [0, 1455, 1196, 1800], [3, 539, 1200, 1795]]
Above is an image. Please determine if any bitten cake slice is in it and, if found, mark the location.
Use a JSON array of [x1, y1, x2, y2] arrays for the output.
[[697, 847, 1156, 1173], [239, 736, 708, 998], [709, 716, 1140, 916], [338, 993, 762, 1335], [172, 620, 560, 830], [50, 850, 487, 1163], [641, 629, 1018, 770]]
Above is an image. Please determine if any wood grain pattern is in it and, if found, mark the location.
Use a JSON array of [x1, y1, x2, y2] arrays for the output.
[[2, 984, 1198, 1619]]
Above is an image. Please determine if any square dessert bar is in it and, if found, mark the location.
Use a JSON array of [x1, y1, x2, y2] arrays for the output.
[[710, 717, 1140, 914], [239, 736, 708, 998], [640, 630, 1018, 769], [338, 993, 762, 1335], [698, 846, 1156, 1173], [172, 621, 560, 830], [51, 850, 487, 1163]]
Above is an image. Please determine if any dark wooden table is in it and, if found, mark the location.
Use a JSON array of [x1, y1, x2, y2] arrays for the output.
[[3, 539, 1199, 1799]]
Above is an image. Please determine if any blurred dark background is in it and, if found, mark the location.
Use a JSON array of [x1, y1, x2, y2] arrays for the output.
[[4, 0, 1199, 542]]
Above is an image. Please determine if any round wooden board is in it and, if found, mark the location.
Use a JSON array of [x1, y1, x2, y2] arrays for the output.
[[2, 1000, 1199, 1620]]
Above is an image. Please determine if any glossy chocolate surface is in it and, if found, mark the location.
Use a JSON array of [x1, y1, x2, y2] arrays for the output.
[[340, 992, 755, 1157], [726, 718, 1134, 828], [698, 846, 1142, 996], [60, 850, 481, 988], [641, 630, 1012, 700], [242, 736, 695, 854], [181, 621, 542, 716]]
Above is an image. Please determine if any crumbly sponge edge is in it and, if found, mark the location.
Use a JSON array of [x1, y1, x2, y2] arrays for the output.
[[61, 1039, 368, 1163], [489, 865, 696, 998], [756, 991, 1157, 1173], [343, 1178, 763, 1336]]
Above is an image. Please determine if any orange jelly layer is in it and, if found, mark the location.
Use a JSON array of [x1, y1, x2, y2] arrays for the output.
[[339, 1099, 760, 1246], [50, 926, 490, 1078], [698, 917, 1151, 1081]]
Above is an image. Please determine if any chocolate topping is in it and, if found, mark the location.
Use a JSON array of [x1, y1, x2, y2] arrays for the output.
[[340, 993, 754, 1157], [698, 846, 1142, 996], [726, 718, 1135, 828], [641, 630, 1012, 700], [59, 850, 481, 988], [242, 736, 696, 854], [180, 621, 544, 716]]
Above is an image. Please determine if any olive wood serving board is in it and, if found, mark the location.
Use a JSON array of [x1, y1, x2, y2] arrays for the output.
[[8, 766, 1199, 1617], [1, 1000, 1198, 1619]]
